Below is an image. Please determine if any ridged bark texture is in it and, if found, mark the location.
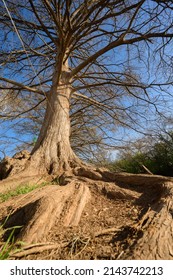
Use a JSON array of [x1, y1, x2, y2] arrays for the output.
[[30, 68, 79, 175], [128, 182, 173, 259]]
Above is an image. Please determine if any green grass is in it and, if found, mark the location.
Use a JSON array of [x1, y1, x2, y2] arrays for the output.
[[0, 227, 17, 260], [0, 181, 53, 258], [0, 216, 22, 260], [0, 182, 48, 203]]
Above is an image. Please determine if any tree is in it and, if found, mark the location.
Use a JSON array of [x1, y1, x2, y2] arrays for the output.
[[1, 0, 173, 260], [1, 0, 173, 176], [0, 88, 114, 164]]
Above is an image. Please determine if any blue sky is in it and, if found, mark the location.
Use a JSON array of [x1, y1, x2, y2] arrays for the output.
[[1, 0, 173, 159]]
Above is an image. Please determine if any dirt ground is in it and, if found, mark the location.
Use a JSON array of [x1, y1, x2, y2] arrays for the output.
[[0, 173, 172, 260], [46, 184, 142, 260]]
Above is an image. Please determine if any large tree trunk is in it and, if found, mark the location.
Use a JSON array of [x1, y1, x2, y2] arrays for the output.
[[28, 64, 80, 176]]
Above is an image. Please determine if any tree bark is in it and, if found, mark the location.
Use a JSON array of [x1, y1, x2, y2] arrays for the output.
[[128, 181, 173, 259], [28, 63, 80, 176]]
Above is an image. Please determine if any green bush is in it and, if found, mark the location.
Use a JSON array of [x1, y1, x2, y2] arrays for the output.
[[110, 153, 152, 174], [110, 131, 173, 176]]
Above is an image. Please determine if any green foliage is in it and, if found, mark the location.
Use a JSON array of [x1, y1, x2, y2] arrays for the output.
[[0, 182, 47, 203], [110, 131, 173, 176], [148, 139, 173, 176], [111, 153, 152, 174]]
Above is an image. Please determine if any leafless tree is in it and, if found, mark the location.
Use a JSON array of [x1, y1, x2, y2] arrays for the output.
[[0, 0, 173, 176]]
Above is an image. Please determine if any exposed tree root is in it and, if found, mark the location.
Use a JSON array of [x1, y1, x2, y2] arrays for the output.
[[0, 175, 49, 195], [10, 243, 66, 258], [1, 163, 173, 260], [125, 181, 173, 259], [0, 181, 90, 244]]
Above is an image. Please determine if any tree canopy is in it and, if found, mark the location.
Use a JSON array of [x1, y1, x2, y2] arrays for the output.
[[0, 0, 173, 169]]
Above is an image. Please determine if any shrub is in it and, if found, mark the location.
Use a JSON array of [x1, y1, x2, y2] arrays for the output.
[[110, 131, 173, 176]]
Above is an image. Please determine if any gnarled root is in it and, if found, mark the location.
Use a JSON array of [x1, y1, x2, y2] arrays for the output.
[[125, 182, 173, 259], [0, 181, 91, 244]]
